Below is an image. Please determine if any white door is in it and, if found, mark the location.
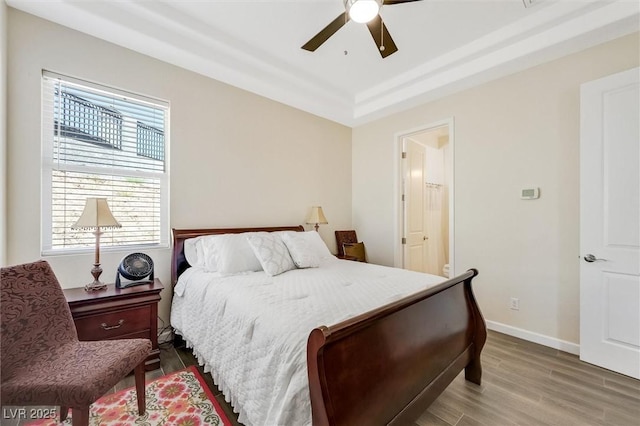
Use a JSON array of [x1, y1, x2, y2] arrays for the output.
[[404, 139, 427, 272], [580, 67, 640, 379]]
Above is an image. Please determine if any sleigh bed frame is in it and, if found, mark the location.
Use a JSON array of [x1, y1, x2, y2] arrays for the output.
[[171, 225, 486, 426]]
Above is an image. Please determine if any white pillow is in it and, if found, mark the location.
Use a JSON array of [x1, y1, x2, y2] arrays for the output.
[[283, 231, 333, 261], [281, 232, 320, 268], [200, 235, 220, 272], [201, 233, 263, 274], [183, 237, 205, 268], [246, 233, 296, 276]]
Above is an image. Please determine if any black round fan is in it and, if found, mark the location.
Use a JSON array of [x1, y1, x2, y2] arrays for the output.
[[116, 253, 154, 288]]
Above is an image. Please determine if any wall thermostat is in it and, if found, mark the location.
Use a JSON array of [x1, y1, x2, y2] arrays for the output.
[[521, 188, 540, 200]]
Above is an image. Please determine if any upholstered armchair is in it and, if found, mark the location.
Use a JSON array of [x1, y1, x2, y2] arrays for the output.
[[1, 260, 151, 426]]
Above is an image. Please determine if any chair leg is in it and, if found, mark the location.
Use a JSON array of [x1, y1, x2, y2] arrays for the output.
[[134, 361, 146, 415], [60, 406, 68, 422], [71, 406, 89, 426]]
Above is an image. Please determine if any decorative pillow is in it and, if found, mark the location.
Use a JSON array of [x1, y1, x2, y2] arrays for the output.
[[283, 231, 334, 261], [343, 242, 366, 262], [281, 232, 320, 268], [246, 233, 296, 276], [201, 233, 263, 274]]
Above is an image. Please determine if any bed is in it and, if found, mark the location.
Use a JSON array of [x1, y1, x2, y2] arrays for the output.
[[170, 225, 486, 426]]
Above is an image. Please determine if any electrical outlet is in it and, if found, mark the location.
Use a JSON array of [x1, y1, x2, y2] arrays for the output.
[[510, 297, 520, 311]]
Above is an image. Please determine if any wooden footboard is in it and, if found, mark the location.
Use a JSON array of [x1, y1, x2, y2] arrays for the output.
[[307, 269, 485, 426]]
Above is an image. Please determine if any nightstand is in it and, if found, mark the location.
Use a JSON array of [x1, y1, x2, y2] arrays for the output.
[[63, 279, 164, 371]]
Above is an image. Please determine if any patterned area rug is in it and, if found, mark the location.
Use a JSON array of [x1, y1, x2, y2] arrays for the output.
[[27, 366, 230, 426]]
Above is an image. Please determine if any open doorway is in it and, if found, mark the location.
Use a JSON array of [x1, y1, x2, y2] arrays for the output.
[[396, 120, 454, 278]]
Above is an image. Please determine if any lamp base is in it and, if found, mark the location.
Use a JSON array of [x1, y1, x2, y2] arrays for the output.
[[85, 281, 107, 292], [84, 263, 106, 292]]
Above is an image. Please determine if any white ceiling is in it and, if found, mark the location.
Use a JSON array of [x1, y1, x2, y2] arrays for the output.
[[7, 0, 639, 126]]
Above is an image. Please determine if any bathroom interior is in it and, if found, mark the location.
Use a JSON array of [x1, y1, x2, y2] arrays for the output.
[[403, 125, 450, 278]]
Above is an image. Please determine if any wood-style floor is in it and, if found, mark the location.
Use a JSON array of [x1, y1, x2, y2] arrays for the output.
[[8, 330, 640, 425]]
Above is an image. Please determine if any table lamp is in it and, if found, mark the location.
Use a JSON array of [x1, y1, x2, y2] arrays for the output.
[[306, 206, 328, 232], [72, 197, 121, 291]]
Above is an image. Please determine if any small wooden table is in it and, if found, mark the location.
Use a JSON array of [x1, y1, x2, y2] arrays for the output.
[[63, 279, 164, 371]]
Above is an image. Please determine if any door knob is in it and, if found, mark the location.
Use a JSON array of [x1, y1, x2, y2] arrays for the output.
[[584, 254, 607, 263]]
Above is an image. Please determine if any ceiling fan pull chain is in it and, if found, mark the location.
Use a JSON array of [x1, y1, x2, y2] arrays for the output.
[[380, 21, 385, 51]]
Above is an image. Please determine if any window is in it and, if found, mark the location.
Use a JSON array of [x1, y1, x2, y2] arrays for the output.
[[42, 71, 169, 253]]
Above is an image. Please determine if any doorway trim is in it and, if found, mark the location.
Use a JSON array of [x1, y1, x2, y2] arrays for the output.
[[394, 117, 455, 276]]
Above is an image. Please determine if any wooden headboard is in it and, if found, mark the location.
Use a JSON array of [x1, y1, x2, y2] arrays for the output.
[[171, 225, 305, 287]]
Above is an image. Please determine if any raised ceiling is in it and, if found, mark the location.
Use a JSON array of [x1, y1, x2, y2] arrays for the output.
[[7, 0, 639, 126]]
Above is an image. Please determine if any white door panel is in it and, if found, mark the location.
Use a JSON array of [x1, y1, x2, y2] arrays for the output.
[[604, 85, 640, 249], [405, 140, 427, 273], [605, 272, 640, 346], [580, 67, 640, 379]]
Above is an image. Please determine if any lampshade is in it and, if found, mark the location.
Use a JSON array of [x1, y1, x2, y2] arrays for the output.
[[306, 206, 328, 226], [72, 198, 121, 230], [346, 0, 381, 23]]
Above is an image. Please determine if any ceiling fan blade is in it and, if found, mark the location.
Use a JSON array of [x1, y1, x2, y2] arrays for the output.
[[366, 15, 398, 58], [302, 12, 350, 52], [383, 0, 423, 4]]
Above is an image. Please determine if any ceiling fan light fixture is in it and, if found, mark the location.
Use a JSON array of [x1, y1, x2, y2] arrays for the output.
[[346, 0, 381, 24]]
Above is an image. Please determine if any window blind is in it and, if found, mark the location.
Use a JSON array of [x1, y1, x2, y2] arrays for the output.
[[42, 71, 169, 252]]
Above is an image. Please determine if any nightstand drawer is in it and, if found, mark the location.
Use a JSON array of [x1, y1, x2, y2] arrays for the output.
[[75, 306, 151, 341]]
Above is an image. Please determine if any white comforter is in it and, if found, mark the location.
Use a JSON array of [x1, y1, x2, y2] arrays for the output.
[[170, 258, 445, 426]]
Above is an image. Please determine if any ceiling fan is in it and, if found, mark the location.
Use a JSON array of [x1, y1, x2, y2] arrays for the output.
[[301, 0, 424, 58]]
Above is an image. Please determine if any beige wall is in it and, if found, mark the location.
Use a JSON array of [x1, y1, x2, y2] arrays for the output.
[[6, 9, 352, 324], [352, 32, 640, 346]]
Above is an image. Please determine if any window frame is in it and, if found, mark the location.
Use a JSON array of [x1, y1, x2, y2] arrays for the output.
[[41, 70, 170, 256]]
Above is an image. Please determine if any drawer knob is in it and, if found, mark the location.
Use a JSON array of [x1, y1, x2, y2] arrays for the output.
[[100, 319, 125, 330]]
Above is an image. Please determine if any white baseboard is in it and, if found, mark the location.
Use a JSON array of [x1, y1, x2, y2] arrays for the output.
[[486, 320, 580, 355]]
